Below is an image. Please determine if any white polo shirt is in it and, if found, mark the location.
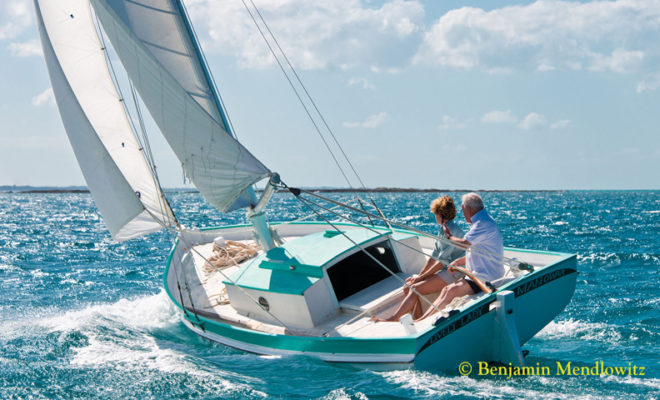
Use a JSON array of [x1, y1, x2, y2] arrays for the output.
[[464, 209, 504, 282]]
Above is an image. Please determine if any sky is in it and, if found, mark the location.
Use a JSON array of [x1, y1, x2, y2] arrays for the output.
[[1, 0, 659, 190]]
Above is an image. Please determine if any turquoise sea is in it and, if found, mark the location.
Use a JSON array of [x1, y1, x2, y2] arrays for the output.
[[0, 190, 658, 399]]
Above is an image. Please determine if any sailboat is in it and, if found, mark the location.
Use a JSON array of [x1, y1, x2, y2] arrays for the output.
[[34, 0, 577, 371]]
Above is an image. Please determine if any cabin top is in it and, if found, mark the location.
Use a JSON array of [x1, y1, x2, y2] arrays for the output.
[[224, 229, 414, 295]]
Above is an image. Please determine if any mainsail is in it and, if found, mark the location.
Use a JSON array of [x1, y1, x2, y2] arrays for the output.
[[90, 0, 271, 213], [34, 0, 176, 240]]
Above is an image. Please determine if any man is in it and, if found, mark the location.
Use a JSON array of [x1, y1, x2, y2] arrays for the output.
[[415, 192, 504, 321]]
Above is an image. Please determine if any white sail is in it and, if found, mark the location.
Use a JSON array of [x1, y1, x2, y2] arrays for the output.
[[35, 0, 176, 240], [96, 0, 224, 126], [91, 0, 271, 213]]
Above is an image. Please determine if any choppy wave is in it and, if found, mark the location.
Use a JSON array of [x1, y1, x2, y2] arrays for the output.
[[537, 319, 623, 343], [379, 370, 618, 400]]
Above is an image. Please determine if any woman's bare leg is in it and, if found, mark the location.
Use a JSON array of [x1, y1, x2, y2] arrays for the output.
[[373, 275, 448, 322], [414, 280, 475, 322]]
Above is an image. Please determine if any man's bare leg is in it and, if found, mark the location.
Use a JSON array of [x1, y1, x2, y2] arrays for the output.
[[372, 275, 448, 322], [414, 280, 475, 322]]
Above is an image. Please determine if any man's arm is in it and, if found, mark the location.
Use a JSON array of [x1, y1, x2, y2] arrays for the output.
[[448, 256, 466, 272], [442, 223, 471, 246]]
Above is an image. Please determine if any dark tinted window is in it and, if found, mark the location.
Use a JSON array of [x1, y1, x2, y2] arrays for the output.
[[327, 240, 400, 301]]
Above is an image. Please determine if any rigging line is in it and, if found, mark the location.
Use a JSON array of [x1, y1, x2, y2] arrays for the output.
[[247, 0, 363, 187], [356, 197, 376, 226], [246, 0, 389, 219], [146, 217, 202, 326], [302, 189, 511, 267], [128, 80, 178, 228], [241, 0, 378, 221], [295, 193, 449, 268], [293, 193, 447, 317], [128, 81, 154, 173], [290, 190, 481, 282], [93, 12, 142, 146], [296, 188, 515, 266], [178, 248, 204, 327], [170, 236, 200, 325], [92, 10, 177, 228], [272, 199, 359, 229], [297, 192, 505, 293], [239, 0, 355, 190]]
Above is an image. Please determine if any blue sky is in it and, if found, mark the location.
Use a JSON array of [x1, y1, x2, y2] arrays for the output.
[[1, 0, 659, 189]]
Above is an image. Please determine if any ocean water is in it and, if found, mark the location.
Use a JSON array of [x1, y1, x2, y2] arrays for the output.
[[0, 190, 658, 399]]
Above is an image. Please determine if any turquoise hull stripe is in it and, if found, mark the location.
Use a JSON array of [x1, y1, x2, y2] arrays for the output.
[[186, 313, 416, 354]]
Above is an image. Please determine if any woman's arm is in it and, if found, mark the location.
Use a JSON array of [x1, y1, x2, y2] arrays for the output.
[[412, 257, 435, 278], [416, 259, 445, 281]]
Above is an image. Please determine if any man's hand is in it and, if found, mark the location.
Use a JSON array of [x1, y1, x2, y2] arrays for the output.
[[448, 264, 456, 273]]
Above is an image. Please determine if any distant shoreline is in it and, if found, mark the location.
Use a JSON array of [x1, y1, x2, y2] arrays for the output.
[[1, 186, 648, 194]]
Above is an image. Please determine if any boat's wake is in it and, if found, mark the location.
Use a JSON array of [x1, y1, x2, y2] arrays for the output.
[[38, 291, 195, 372], [0, 291, 267, 397], [39, 290, 179, 334]]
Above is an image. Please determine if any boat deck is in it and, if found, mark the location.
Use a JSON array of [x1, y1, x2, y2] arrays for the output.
[[176, 233, 547, 339]]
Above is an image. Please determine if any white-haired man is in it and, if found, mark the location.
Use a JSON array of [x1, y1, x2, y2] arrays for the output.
[[416, 192, 504, 321]]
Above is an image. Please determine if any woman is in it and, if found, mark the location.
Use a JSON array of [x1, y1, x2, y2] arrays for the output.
[[373, 195, 465, 321]]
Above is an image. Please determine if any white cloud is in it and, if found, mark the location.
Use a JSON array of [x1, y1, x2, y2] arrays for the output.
[[348, 77, 375, 90], [8, 39, 41, 57], [0, 1, 32, 41], [589, 48, 645, 73], [343, 112, 389, 129], [438, 115, 464, 130], [637, 73, 660, 93], [551, 119, 571, 130], [481, 110, 516, 124], [414, 0, 660, 73], [519, 112, 546, 130], [187, 0, 425, 70], [31, 88, 55, 107]]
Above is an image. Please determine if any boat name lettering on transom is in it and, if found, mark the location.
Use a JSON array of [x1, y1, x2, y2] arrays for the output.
[[513, 268, 575, 298], [418, 303, 492, 354]]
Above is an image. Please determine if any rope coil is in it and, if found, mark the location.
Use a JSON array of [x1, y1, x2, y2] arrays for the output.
[[203, 240, 260, 274]]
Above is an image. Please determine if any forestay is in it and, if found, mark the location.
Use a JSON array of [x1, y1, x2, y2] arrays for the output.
[[91, 0, 271, 213], [34, 0, 176, 240]]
